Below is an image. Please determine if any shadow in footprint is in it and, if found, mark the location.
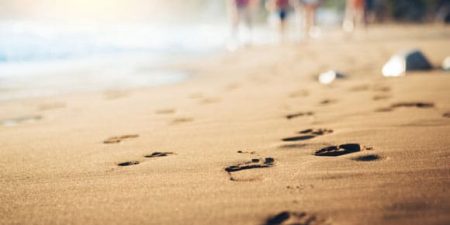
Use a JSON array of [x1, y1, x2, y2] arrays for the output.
[[145, 152, 174, 158], [278, 143, 309, 149], [104, 134, 139, 144], [286, 112, 314, 120], [391, 102, 434, 108], [283, 135, 316, 142], [117, 161, 140, 167], [263, 211, 329, 225], [352, 154, 382, 162], [282, 129, 333, 142], [315, 143, 361, 157], [443, 112, 450, 118]]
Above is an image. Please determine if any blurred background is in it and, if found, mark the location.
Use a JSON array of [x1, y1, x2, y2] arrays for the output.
[[0, 0, 448, 100]]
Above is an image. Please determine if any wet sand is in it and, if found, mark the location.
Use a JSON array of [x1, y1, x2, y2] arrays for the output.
[[0, 25, 450, 225]]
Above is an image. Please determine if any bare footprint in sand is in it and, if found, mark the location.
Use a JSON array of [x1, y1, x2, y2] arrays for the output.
[[263, 211, 329, 225], [103, 134, 139, 144], [225, 158, 274, 181], [38, 102, 66, 111], [103, 90, 130, 100], [289, 90, 309, 98], [373, 85, 391, 93], [349, 85, 370, 92], [171, 117, 194, 124], [373, 95, 391, 101], [315, 143, 364, 157], [155, 109, 176, 115], [116, 152, 174, 168], [237, 150, 256, 155], [377, 102, 434, 112], [189, 93, 204, 99], [282, 129, 333, 142], [145, 152, 175, 158], [117, 161, 140, 167], [200, 97, 221, 104], [224, 83, 240, 91], [286, 112, 314, 120], [319, 99, 337, 105], [0, 115, 42, 127], [443, 112, 450, 118]]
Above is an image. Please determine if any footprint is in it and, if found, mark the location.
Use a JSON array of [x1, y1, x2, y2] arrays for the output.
[[171, 117, 194, 124], [315, 143, 362, 157], [373, 85, 391, 92], [103, 134, 139, 144], [144, 152, 174, 158], [189, 93, 204, 99], [286, 112, 314, 120], [225, 158, 274, 173], [38, 102, 66, 111], [377, 102, 434, 112], [373, 95, 391, 101], [391, 102, 434, 108], [282, 129, 333, 142], [103, 90, 129, 100], [0, 115, 42, 127], [225, 158, 274, 181], [352, 154, 382, 162], [289, 90, 309, 98], [117, 161, 140, 167], [224, 83, 240, 91], [263, 211, 329, 225], [155, 109, 176, 115], [349, 85, 369, 92], [319, 99, 337, 105], [200, 97, 221, 104], [237, 150, 256, 155], [443, 112, 450, 118], [278, 143, 309, 149]]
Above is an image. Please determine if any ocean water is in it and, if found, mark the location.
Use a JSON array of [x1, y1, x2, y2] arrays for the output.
[[0, 21, 227, 101], [0, 7, 341, 101]]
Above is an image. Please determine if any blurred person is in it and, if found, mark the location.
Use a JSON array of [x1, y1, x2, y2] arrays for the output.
[[364, 0, 376, 23], [436, 0, 450, 23], [343, 0, 366, 32], [296, 0, 323, 38], [266, 0, 292, 42], [226, 0, 258, 45]]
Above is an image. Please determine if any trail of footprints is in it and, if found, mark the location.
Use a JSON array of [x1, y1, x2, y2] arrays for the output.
[[117, 152, 175, 167]]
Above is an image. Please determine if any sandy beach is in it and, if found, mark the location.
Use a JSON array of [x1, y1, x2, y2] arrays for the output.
[[1, 25, 450, 225]]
